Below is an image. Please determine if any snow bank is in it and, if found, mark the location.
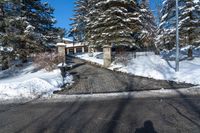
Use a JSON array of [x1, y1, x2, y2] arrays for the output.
[[0, 63, 73, 101], [110, 55, 200, 85], [110, 46, 200, 85]]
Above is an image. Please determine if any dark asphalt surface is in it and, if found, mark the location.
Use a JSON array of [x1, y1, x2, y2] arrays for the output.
[[0, 97, 200, 133], [58, 57, 193, 95]]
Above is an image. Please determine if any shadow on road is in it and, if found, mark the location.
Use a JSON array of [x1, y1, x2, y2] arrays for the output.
[[105, 98, 131, 133], [174, 89, 200, 118], [135, 120, 158, 133], [1, 96, 200, 133], [14, 101, 79, 133], [0, 97, 41, 114], [166, 102, 200, 128]]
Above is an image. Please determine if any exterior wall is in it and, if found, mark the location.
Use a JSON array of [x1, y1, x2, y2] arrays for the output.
[[65, 46, 87, 55]]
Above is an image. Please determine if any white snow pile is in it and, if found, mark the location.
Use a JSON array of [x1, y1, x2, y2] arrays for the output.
[[110, 46, 200, 85], [0, 63, 73, 101], [75, 52, 104, 65]]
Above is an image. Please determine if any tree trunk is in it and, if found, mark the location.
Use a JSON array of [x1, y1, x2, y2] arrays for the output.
[[0, 3, 4, 20], [2, 55, 9, 70], [188, 47, 193, 60]]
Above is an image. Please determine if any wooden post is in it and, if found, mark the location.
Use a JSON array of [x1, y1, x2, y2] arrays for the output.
[[103, 45, 112, 67]]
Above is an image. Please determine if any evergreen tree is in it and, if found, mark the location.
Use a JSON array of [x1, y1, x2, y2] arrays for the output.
[[86, 0, 143, 48], [0, 0, 63, 64], [0, 1, 5, 69], [0, 1, 5, 39], [156, 0, 176, 50], [70, 0, 89, 42], [85, 0, 101, 47], [139, 0, 157, 49], [157, 0, 200, 50], [179, 0, 200, 46], [0, 0, 20, 68], [20, 0, 58, 53]]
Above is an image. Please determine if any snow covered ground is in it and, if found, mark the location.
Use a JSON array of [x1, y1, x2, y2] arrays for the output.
[[110, 54, 200, 85], [75, 52, 104, 65], [0, 63, 73, 101], [75, 46, 200, 85]]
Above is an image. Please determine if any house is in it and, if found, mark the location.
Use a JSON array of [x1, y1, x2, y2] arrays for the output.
[[57, 38, 88, 55]]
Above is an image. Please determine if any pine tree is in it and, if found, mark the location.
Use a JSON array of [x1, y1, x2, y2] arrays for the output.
[[0, 0, 64, 66], [70, 0, 89, 42], [139, 0, 157, 49], [157, 0, 200, 50], [0, 1, 5, 69], [156, 0, 176, 50], [85, 0, 143, 48], [85, 0, 101, 47], [0, 0, 18, 68], [0, 1, 4, 38], [21, 0, 58, 53], [179, 0, 200, 46]]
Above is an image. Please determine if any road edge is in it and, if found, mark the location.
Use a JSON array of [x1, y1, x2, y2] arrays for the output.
[[0, 86, 200, 104], [36, 86, 200, 103]]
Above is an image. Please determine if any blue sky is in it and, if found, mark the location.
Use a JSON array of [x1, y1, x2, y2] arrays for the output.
[[42, 0, 161, 31], [42, 0, 75, 31]]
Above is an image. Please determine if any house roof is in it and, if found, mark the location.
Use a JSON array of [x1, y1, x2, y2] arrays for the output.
[[56, 42, 88, 48], [62, 38, 73, 42]]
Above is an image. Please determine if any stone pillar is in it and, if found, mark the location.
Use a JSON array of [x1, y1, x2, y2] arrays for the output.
[[57, 45, 66, 63], [103, 45, 112, 67]]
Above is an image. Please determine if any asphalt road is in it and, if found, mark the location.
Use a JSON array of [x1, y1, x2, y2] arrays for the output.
[[0, 97, 200, 133], [58, 57, 193, 95]]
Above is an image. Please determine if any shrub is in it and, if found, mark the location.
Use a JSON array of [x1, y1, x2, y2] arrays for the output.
[[33, 52, 63, 71]]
